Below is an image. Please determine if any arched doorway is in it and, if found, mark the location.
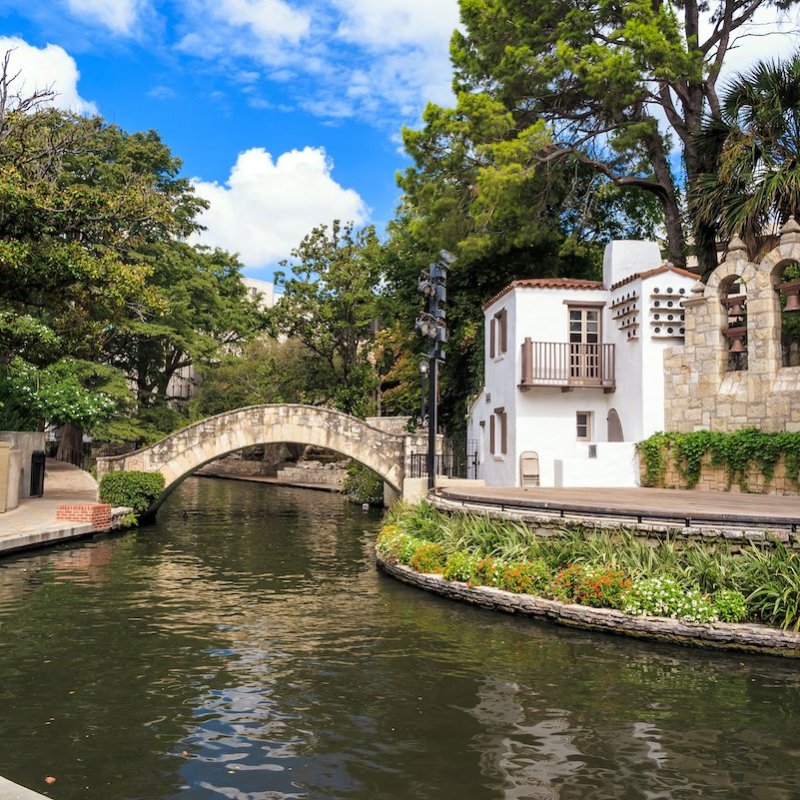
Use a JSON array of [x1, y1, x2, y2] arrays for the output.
[[607, 409, 624, 442]]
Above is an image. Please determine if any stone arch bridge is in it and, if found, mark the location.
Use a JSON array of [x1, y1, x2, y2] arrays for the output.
[[96, 404, 427, 511]]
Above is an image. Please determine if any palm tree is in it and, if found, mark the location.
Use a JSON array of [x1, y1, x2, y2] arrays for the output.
[[690, 51, 800, 265]]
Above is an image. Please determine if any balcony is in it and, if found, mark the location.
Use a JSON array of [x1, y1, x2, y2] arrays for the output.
[[519, 339, 616, 392]]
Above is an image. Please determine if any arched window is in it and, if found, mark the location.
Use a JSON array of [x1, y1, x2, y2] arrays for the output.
[[776, 261, 800, 367], [721, 278, 747, 371]]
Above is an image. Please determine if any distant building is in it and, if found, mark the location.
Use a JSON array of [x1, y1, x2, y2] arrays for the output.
[[467, 242, 697, 488]]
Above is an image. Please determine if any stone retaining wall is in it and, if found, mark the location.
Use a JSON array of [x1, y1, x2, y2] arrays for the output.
[[644, 452, 799, 495], [431, 494, 800, 550], [376, 552, 800, 658]]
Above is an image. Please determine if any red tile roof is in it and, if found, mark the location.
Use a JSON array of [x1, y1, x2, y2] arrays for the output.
[[482, 277, 605, 309]]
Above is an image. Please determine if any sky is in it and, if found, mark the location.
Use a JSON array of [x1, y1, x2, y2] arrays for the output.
[[0, 0, 798, 281]]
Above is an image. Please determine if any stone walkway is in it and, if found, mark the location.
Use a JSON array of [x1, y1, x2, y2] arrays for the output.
[[438, 485, 800, 526], [0, 459, 99, 555]]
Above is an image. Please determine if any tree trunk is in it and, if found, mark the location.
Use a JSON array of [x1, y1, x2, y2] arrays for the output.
[[646, 130, 687, 267], [56, 422, 84, 466]]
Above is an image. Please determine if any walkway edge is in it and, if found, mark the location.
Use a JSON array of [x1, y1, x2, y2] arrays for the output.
[[0, 776, 48, 799], [0, 507, 133, 558], [376, 551, 800, 658]]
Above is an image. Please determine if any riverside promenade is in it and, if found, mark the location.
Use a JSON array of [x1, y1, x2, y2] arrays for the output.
[[436, 485, 800, 536], [0, 459, 104, 556]]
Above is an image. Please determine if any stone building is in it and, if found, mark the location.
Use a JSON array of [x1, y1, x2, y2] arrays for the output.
[[665, 218, 800, 432]]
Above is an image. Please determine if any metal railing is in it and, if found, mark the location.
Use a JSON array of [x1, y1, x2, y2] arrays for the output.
[[520, 340, 615, 390], [410, 446, 478, 480]]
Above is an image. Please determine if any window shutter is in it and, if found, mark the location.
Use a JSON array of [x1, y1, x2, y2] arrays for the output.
[[500, 412, 507, 454], [489, 317, 496, 358], [499, 309, 508, 353], [489, 415, 495, 454]]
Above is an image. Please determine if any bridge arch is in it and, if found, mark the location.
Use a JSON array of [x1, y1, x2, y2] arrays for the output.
[[96, 405, 409, 511]]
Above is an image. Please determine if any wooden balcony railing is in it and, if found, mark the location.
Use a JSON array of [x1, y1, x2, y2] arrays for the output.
[[519, 339, 615, 391]]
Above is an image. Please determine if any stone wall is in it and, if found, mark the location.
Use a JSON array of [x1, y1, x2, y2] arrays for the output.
[[646, 452, 799, 495], [431, 494, 800, 550], [664, 223, 800, 433]]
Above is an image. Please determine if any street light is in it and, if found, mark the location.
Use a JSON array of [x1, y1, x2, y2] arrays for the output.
[[416, 250, 453, 490], [418, 358, 429, 427]]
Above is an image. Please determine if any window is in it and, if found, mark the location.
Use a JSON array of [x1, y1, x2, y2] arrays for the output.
[[576, 411, 592, 441], [489, 308, 508, 358], [491, 407, 507, 455]]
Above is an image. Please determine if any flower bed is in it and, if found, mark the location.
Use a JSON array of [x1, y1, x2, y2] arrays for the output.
[[377, 503, 800, 633]]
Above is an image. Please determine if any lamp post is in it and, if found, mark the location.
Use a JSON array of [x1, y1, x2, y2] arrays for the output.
[[415, 250, 454, 490], [418, 358, 429, 427]]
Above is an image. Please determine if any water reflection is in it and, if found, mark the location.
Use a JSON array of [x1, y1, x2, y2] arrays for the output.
[[0, 478, 799, 800]]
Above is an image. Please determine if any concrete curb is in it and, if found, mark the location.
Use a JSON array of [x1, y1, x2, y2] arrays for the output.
[[376, 551, 800, 658], [0, 776, 48, 799]]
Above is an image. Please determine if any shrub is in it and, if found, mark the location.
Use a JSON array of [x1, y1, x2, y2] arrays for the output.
[[623, 577, 717, 623], [99, 470, 165, 515], [472, 556, 504, 587], [410, 542, 447, 574], [714, 589, 748, 623], [383, 533, 428, 565], [443, 550, 482, 583], [343, 463, 384, 506], [496, 559, 551, 595], [546, 563, 631, 609]]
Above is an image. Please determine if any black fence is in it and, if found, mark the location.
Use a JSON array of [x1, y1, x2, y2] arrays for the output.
[[409, 441, 478, 480]]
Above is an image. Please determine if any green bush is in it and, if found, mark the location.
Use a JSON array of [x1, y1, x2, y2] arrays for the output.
[[714, 589, 748, 623], [343, 462, 384, 506], [472, 555, 504, 587], [496, 559, 551, 595], [623, 577, 717, 623], [546, 563, 631, 609], [410, 542, 447, 574], [99, 470, 165, 515], [443, 550, 482, 583]]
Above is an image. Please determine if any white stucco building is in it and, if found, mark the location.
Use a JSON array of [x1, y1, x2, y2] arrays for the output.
[[467, 241, 698, 487]]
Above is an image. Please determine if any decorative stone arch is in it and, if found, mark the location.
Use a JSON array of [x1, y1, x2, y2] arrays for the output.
[[759, 228, 800, 367], [96, 404, 410, 512]]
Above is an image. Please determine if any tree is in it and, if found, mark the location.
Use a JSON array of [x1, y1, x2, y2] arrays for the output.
[[103, 241, 262, 416], [690, 51, 800, 262], [441, 0, 798, 270], [270, 221, 384, 417], [190, 339, 337, 418]]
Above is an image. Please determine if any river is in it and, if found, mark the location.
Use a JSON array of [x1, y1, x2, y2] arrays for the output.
[[0, 477, 798, 799]]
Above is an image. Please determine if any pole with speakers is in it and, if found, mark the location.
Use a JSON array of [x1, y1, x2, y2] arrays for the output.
[[415, 250, 453, 490]]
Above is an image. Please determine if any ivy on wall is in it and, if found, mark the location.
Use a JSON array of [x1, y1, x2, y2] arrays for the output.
[[637, 429, 800, 491]]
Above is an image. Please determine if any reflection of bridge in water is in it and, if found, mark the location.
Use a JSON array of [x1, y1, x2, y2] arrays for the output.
[[96, 405, 430, 512]]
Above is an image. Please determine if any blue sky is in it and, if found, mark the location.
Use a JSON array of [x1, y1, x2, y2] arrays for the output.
[[0, 0, 460, 278], [1, 1, 798, 281]]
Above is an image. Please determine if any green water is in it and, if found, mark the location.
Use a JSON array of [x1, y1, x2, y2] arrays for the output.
[[0, 477, 799, 799]]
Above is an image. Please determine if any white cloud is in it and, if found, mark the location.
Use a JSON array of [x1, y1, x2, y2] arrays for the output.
[[333, 0, 459, 49], [177, 0, 311, 66], [65, 0, 143, 34], [0, 37, 97, 115], [191, 146, 369, 269]]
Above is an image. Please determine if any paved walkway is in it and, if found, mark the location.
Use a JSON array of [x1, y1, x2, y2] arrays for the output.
[[439, 485, 800, 526], [0, 459, 99, 555]]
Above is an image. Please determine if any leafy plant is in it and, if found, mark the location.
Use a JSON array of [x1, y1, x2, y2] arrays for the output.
[[443, 551, 482, 583], [546, 563, 630, 609], [98, 470, 165, 515], [496, 559, 551, 595], [410, 542, 447, 574], [623, 577, 717, 623], [343, 463, 384, 506], [714, 590, 748, 623]]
